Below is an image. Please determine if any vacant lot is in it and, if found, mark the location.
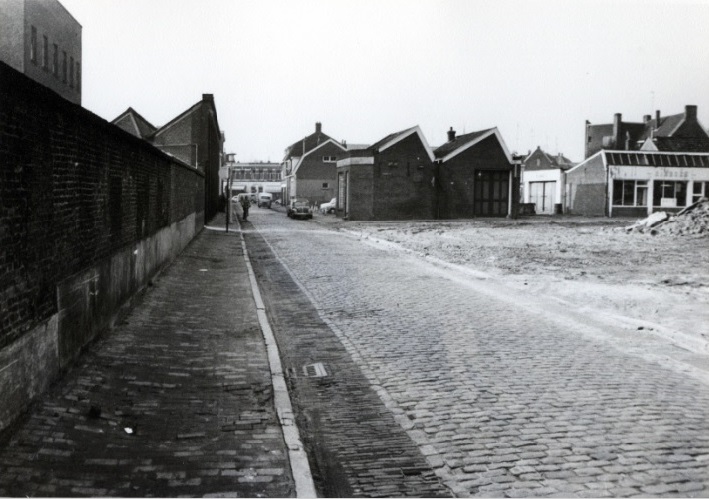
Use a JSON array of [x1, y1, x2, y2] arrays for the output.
[[323, 215, 709, 353]]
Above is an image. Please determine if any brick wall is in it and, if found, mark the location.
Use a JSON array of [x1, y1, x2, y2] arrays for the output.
[[566, 154, 607, 216], [0, 61, 204, 431], [371, 134, 436, 220]]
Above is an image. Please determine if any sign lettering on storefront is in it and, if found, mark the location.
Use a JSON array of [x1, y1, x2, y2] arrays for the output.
[[610, 165, 707, 181]]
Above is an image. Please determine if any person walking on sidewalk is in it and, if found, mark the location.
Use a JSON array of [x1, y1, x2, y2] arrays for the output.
[[240, 194, 250, 221]]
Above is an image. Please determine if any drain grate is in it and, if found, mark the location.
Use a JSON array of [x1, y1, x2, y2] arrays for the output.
[[302, 362, 328, 378]]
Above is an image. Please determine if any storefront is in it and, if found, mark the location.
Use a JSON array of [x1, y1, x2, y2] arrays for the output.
[[566, 151, 709, 217]]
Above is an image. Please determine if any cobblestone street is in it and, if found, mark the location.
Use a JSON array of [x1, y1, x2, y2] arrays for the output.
[[247, 207, 709, 497]]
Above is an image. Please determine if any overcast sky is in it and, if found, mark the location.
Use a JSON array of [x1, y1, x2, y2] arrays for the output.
[[61, 0, 709, 163]]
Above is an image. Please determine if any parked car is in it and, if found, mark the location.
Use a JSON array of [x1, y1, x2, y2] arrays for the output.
[[287, 198, 313, 220], [320, 197, 337, 214], [257, 193, 272, 208]]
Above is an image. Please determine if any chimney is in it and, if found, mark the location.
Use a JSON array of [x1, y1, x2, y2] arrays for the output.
[[202, 93, 214, 102], [643, 114, 651, 123], [315, 122, 322, 134], [612, 113, 622, 148], [447, 127, 456, 142], [655, 110, 661, 127], [685, 105, 698, 121]]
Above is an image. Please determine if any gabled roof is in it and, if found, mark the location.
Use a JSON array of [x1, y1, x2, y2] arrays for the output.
[[523, 147, 576, 170], [290, 137, 348, 175], [361, 125, 435, 162], [111, 107, 157, 139], [649, 112, 685, 138], [152, 100, 203, 140], [284, 129, 344, 161], [434, 127, 513, 164], [434, 128, 493, 159]]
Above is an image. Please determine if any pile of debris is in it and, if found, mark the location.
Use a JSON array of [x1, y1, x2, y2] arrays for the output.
[[626, 197, 709, 236]]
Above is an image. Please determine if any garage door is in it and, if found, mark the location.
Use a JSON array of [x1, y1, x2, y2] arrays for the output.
[[529, 181, 556, 215]]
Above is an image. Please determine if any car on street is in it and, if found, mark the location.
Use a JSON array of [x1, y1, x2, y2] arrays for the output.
[[257, 193, 273, 208], [287, 198, 313, 220], [320, 197, 337, 214]]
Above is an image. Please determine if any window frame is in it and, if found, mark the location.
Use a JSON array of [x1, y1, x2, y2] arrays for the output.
[[30, 26, 37, 64], [612, 179, 648, 207]]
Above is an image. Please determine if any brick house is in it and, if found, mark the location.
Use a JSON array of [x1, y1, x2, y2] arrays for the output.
[[0, 0, 82, 105], [112, 94, 224, 222], [335, 125, 436, 221], [585, 105, 709, 159], [521, 146, 576, 215], [434, 127, 518, 218], [281, 122, 346, 205], [566, 150, 709, 217]]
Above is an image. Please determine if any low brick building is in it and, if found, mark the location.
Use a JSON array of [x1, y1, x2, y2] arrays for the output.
[[435, 127, 518, 218], [281, 122, 346, 205], [335, 126, 436, 221], [566, 150, 709, 217]]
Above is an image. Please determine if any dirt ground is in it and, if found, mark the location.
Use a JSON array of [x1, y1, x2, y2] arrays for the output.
[[323, 215, 709, 354]]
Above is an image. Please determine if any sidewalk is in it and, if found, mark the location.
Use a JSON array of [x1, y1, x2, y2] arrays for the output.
[[0, 214, 296, 497]]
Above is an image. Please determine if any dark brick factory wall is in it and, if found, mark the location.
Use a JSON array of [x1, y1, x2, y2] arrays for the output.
[[0, 62, 205, 431]]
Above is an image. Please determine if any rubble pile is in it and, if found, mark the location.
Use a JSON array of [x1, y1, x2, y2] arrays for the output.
[[626, 197, 709, 236]]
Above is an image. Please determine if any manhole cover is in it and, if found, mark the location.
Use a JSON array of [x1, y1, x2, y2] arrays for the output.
[[302, 362, 328, 378]]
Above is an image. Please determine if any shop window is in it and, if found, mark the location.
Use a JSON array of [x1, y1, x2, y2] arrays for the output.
[[613, 180, 647, 206], [692, 181, 709, 203], [653, 180, 687, 208]]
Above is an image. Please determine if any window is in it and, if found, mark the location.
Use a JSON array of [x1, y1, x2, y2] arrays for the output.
[[653, 180, 687, 207], [692, 181, 709, 203], [69, 56, 74, 87], [42, 35, 48, 69], [30, 26, 37, 64], [62, 51, 67, 82], [322, 183, 329, 189], [323, 156, 337, 162], [76, 62, 81, 91], [613, 180, 648, 206], [52, 44, 58, 77]]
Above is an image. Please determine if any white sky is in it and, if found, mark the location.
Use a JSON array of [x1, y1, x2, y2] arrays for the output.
[[61, 0, 709, 163]]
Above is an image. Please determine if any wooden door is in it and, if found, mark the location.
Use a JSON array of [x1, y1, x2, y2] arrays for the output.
[[530, 181, 556, 214], [474, 170, 509, 216]]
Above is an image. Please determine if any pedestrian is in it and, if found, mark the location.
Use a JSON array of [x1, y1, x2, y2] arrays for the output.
[[240, 194, 250, 221]]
